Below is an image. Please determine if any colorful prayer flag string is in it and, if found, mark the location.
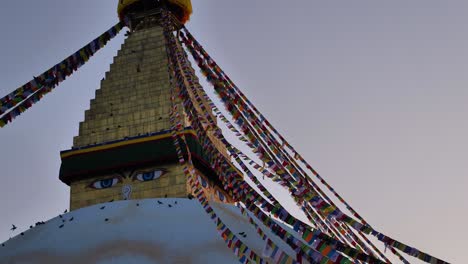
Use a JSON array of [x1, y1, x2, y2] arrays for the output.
[[167, 21, 383, 264], [163, 12, 265, 263], [180, 26, 449, 264], [0, 22, 125, 128]]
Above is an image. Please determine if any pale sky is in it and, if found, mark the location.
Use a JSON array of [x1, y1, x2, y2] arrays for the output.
[[1, 1, 467, 263]]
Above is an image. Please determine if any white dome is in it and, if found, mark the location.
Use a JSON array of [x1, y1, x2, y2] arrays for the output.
[[0, 199, 300, 264]]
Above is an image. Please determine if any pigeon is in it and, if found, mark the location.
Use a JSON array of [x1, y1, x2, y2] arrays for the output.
[[168, 204, 172, 208], [105, 218, 109, 222], [100, 206, 106, 210], [20, 233, 24, 236], [30, 226, 33, 229], [1, 244, 4, 247], [164, 194, 168, 198], [64, 209, 68, 214], [238, 232, 245, 235], [136, 203, 140, 207], [109, 199, 114, 203], [187, 194, 194, 200], [10, 225, 17, 231], [157, 201, 163, 205], [62, 220, 66, 223], [59, 224, 64, 229], [69, 217, 74, 222], [59, 215, 63, 219], [175, 201, 178, 204]]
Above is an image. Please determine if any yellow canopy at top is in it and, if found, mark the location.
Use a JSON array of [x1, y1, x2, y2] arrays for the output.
[[117, 0, 192, 24]]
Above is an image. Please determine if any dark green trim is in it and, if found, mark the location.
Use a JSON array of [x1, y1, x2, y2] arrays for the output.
[[59, 133, 209, 185]]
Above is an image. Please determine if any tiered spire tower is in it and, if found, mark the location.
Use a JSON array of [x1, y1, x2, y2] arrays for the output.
[[59, 0, 232, 210]]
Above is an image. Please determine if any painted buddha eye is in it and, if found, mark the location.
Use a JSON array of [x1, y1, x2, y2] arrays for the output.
[[90, 178, 120, 189], [134, 170, 166, 182], [217, 190, 226, 202], [198, 176, 208, 188]]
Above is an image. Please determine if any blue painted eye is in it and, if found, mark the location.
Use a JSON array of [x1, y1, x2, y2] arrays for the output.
[[91, 178, 120, 189], [199, 176, 208, 188], [135, 170, 165, 182], [217, 190, 226, 202]]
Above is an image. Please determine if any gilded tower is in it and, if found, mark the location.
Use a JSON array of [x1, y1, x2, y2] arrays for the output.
[[59, 0, 233, 210]]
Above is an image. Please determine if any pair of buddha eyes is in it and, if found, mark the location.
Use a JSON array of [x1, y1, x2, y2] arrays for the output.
[[90, 169, 167, 190]]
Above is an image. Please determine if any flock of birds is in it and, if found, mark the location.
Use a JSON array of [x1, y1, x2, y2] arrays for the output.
[[2, 194, 249, 249], [2, 196, 176, 247]]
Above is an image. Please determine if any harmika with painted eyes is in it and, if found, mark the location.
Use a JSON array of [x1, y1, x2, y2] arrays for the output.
[[88, 169, 167, 199]]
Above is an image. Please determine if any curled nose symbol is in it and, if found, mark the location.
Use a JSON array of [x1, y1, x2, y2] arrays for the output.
[[122, 185, 132, 200]]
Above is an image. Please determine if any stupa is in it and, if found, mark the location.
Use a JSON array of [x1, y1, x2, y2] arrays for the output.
[[0, 1, 449, 264]]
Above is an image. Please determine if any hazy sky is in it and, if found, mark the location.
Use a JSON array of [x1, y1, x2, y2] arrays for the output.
[[1, 1, 467, 263]]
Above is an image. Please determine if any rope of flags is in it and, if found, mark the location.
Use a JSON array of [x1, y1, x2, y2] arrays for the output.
[[166, 17, 386, 264], [169, 25, 360, 264], [0, 21, 126, 128], [170, 117, 262, 263], [179, 26, 413, 264], [179, 26, 449, 264], [168, 22, 348, 264], [172, 45, 280, 206], [171, 101, 263, 264], [177, 29, 382, 258], [235, 203, 299, 264], [166, 46, 372, 262], [242, 201, 355, 264], [176, 61, 381, 263], [180, 33, 420, 264], [179, 30, 368, 243], [177, 21, 390, 264], [168, 17, 330, 262], [182, 27, 372, 229], [236, 203, 344, 264], [163, 13, 266, 263]]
